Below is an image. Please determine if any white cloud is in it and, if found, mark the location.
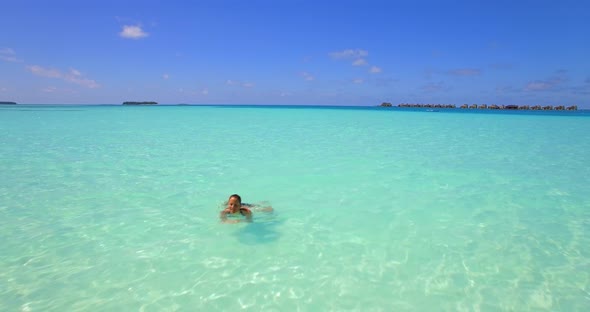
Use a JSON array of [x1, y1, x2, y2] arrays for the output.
[[448, 68, 481, 76], [201, 88, 209, 95], [524, 81, 553, 91], [490, 63, 513, 70], [27, 65, 100, 88], [353, 78, 364, 84], [369, 66, 382, 74], [43, 86, 57, 93], [27, 65, 62, 78], [524, 71, 567, 91], [352, 58, 367, 66], [119, 25, 149, 39], [0, 47, 22, 62], [421, 82, 448, 92], [163, 73, 169, 80], [330, 49, 368, 59], [301, 72, 314, 81], [0, 47, 14, 54], [0, 87, 7, 92], [226, 79, 255, 87]]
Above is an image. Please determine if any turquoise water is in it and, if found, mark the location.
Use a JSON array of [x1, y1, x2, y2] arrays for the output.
[[1, 105, 589, 311]]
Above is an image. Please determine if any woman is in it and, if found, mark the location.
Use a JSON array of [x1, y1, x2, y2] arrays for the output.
[[219, 194, 273, 223]]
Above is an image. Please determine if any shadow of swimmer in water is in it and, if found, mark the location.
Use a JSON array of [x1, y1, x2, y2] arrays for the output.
[[234, 216, 283, 245]]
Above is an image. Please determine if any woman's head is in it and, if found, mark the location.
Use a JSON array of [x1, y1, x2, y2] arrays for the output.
[[227, 194, 242, 211], [228, 194, 241, 203]]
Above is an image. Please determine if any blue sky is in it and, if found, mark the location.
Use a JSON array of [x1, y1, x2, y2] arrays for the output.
[[1, 0, 589, 106]]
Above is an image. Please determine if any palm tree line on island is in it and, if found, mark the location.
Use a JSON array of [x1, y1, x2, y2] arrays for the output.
[[122, 101, 158, 105], [380, 102, 578, 111]]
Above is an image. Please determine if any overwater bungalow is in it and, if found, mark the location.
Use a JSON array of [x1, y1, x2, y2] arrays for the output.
[[390, 103, 580, 111]]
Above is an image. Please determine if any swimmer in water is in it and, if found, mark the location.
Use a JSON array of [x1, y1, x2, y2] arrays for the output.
[[220, 194, 252, 223], [219, 194, 274, 223]]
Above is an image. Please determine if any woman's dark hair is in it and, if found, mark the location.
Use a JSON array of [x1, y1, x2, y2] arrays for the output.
[[229, 194, 241, 203]]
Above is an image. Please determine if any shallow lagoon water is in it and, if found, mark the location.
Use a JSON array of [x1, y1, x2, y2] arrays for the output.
[[1, 105, 589, 311]]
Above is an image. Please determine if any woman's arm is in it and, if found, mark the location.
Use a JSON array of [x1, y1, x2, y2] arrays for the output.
[[244, 210, 253, 222], [220, 209, 247, 223], [220, 209, 230, 222]]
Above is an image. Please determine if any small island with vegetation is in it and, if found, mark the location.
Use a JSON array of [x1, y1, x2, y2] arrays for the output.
[[122, 101, 158, 105], [0, 101, 17, 105]]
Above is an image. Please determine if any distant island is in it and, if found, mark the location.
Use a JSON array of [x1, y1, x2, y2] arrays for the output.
[[0, 101, 17, 105], [122, 101, 158, 105]]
